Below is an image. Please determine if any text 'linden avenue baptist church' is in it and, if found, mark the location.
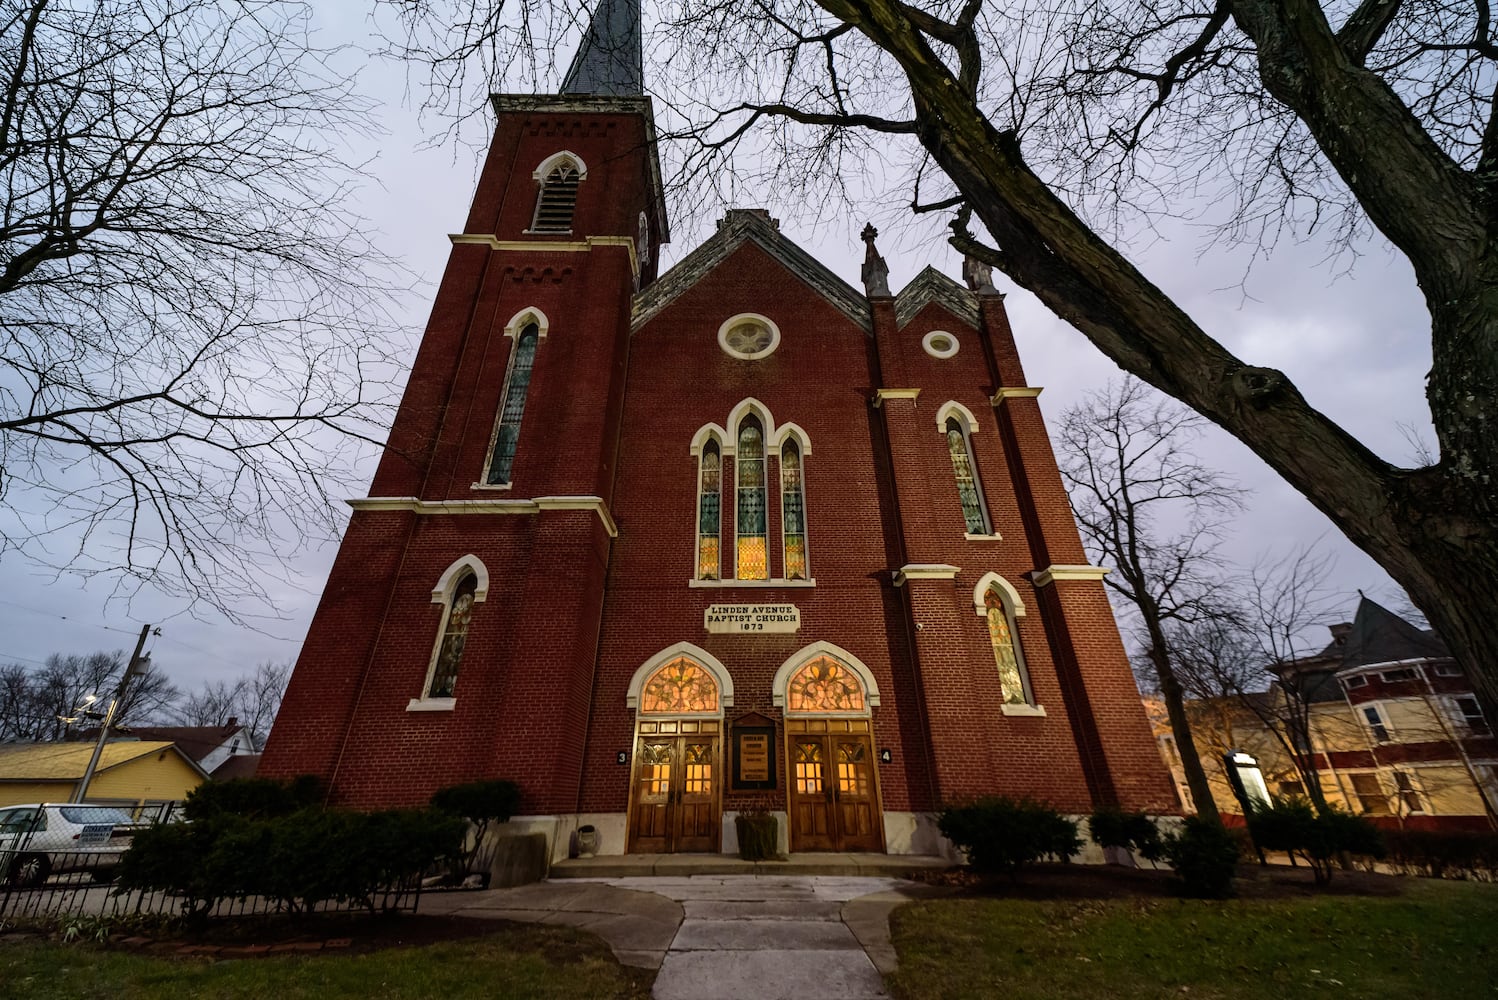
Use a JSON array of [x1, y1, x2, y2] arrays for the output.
[[259, 0, 1177, 859]]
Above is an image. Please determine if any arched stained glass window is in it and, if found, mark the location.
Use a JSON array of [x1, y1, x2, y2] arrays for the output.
[[486, 324, 539, 485], [781, 441, 807, 580], [787, 656, 866, 713], [532, 159, 581, 232], [641, 657, 719, 714], [698, 441, 721, 580], [985, 587, 1029, 705], [428, 573, 477, 698], [946, 417, 989, 534], [736, 416, 768, 580]]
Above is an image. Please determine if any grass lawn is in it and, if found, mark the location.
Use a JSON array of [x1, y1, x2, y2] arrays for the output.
[[0, 920, 652, 1000], [887, 877, 1498, 999]]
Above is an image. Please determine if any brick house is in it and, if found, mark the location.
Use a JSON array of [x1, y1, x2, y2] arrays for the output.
[[258, 0, 1176, 859]]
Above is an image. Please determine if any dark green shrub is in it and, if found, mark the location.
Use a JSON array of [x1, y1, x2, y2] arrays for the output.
[[734, 811, 778, 861], [120, 805, 466, 915], [430, 779, 521, 880], [938, 797, 1082, 878], [1247, 798, 1385, 885], [182, 775, 324, 822], [1088, 808, 1165, 864], [1382, 829, 1498, 880], [1162, 816, 1241, 898]]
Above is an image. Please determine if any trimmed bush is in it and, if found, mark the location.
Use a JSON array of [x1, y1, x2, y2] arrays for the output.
[[118, 803, 466, 917], [182, 774, 324, 822], [1381, 828, 1498, 880], [938, 797, 1082, 878], [431, 779, 522, 881], [1248, 797, 1385, 885], [1088, 808, 1165, 865], [1162, 816, 1241, 898]]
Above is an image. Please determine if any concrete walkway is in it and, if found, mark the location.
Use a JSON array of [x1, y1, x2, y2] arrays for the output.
[[417, 870, 954, 999]]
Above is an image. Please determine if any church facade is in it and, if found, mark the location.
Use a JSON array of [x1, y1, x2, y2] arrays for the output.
[[259, 2, 1177, 858]]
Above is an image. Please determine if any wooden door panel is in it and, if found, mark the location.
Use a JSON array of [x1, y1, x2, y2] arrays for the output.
[[629, 739, 674, 854], [788, 733, 884, 853], [789, 737, 837, 851], [675, 738, 719, 852], [832, 737, 882, 852], [628, 734, 721, 854]]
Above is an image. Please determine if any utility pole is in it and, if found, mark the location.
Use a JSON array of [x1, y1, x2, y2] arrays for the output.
[[72, 624, 153, 804]]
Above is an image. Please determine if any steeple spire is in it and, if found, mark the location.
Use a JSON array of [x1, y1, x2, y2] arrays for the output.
[[560, 0, 643, 96]]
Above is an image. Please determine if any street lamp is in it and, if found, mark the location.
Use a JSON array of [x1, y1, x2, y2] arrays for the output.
[[71, 625, 154, 804]]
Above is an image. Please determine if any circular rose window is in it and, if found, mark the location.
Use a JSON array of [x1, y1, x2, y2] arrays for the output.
[[718, 313, 781, 360], [923, 330, 960, 359]]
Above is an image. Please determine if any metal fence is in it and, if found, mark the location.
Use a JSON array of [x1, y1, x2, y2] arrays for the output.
[[0, 842, 424, 924]]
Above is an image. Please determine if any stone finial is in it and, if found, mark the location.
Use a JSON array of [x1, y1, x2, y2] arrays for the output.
[[860, 223, 891, 298], [963, 254, 997, 294]]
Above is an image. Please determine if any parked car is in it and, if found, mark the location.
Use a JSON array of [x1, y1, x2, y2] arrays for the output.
[[0, 803, 146, 887]]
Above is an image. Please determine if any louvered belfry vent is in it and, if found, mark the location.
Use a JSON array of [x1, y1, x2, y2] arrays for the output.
[[532, 163, 581, 232]]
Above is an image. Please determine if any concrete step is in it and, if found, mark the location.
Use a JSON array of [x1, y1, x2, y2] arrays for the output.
[[548, 853, 950, 879]]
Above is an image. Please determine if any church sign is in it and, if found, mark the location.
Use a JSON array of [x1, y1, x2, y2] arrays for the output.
[[704, 604, 801, 634]]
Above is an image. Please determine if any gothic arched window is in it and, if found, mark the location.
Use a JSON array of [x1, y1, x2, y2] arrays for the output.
[[985, 586, 1031, 705], [736, 416, 768, 580], [486, 323, 539, 485], [640, 656, 720, 714], [946, 417, 990, 534], [427, 572, 477, 699], [697, 439, 722, 580], [781, 440, 807, 580], [787, 656, 866, 713], [532, 157, 582, 232]]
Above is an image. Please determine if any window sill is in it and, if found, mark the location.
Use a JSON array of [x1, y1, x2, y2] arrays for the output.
[[689, 578, 817, 588], [1001, 703, 1046, 717], [964, 532, 1003, 542], [469, 481, 513, 491], [407, 698, 456, 713]]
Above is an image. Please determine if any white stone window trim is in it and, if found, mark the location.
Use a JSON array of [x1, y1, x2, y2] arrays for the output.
[[772, 641, 882, 710], [688, 577, 816, 588], [922, 330, 960, 359], [733, 412, 772, 582], [408, 555, 490, 711], [717, 312, 782, 360], [626, 641, 734, 712], [934, 400, 981, 435], [722, 399, 778, 456], [1360, 701, 1395, 743], [974, 572, 1039, 710]]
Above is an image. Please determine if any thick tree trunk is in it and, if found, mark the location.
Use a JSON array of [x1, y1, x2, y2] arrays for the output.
[[1148, 642, 1222, 823]]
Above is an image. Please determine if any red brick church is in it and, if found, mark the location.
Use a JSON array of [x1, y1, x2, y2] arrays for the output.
[[260, 0, 1175, 858]]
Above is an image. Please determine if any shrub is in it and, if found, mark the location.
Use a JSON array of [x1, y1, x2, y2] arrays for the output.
[[119, 805, 466, 916], [1162, 816, 1241, 898], [1088, 808, 1165, 865], [430, 779, 521, 881], [938, 797, 1082, 878], [1247, 798, 1385, 885], [1381, 829, 1498, 880], [182, 775, 324, 822]]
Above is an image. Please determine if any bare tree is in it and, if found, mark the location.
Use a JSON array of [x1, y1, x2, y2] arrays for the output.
[[175, 660, 288, 749], [379, 0, 1498, 711], [0, 650, 178, 742], [1059, 377, 1245, 822], [0, 0, 404, 619], [1172, 548, 1342, 810]]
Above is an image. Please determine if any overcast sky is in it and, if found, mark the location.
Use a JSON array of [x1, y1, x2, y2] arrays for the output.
[[0, 8, 1435, 702]]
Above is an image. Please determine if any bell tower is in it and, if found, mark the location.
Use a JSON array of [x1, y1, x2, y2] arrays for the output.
[[261, 0, 667, 814]]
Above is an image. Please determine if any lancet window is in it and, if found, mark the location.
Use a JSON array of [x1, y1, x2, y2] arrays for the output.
[[428, 573, 477, 699], [781, 441, 807, 580], [486, 323, 538, 485], [697, 440, 722, 580], [736, 416, 769, 580], [946, 417, 990, 534], [984, 586, 1031, 705]]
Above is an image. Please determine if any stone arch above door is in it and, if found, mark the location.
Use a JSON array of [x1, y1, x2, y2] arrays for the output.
[[626, 642, 734, 715], [772, 642, 880, 713]]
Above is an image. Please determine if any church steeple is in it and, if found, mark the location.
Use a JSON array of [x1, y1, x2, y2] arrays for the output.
[[560, 0, 643, 96]]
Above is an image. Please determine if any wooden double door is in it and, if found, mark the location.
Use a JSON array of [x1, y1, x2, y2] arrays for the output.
[[628, 719, 721, 853], [787, 720, 883, 852]]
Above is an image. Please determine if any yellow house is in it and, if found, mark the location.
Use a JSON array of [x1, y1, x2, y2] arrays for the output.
[[0, 741, 207, 816]]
